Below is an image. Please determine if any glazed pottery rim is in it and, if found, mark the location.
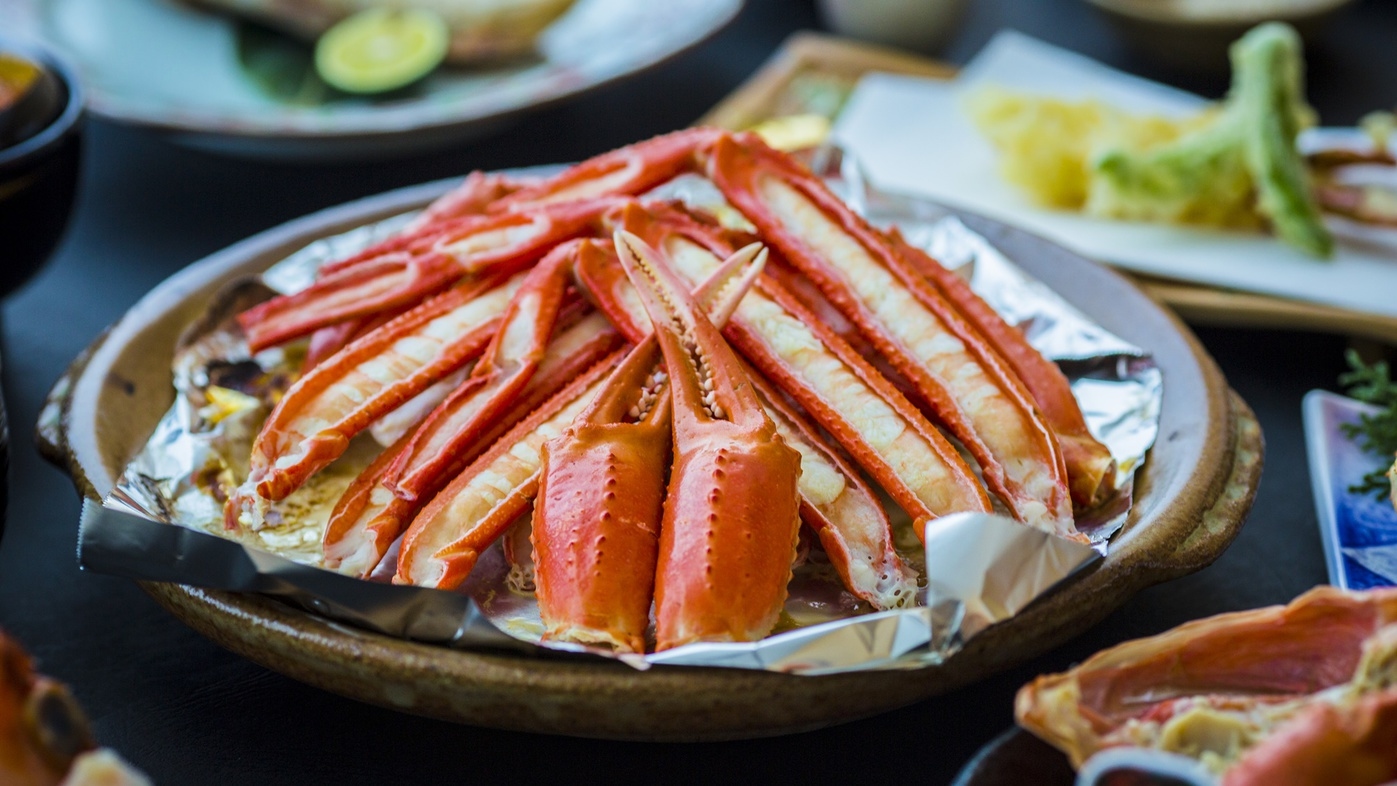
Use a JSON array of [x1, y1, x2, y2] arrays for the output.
[[0, 34, 84, 169]]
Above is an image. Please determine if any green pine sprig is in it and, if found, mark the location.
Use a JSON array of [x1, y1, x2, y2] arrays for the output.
[[1339, 349, 1397, 498]]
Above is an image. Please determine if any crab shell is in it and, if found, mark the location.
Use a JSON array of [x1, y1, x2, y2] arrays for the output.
[[1016, 586, 1397, 784]]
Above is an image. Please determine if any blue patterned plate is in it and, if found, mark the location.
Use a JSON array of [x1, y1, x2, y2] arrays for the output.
[[1303, 389, 1397, 589]]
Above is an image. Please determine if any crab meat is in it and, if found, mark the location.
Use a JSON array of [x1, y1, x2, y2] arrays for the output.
[[1016, 586, 1397, 783]]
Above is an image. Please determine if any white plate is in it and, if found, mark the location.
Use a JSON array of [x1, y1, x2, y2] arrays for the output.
[[1, 0, 740, 160], [832, 31, 1397, 319], [1302, 389, 1397, 589]]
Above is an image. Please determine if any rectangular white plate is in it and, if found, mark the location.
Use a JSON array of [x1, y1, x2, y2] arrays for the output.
[[832, 30, 1397, 318]]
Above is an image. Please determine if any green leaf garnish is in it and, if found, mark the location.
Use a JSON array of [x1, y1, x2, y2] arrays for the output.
[[235, 21, 335, 107], [1339, 349, 1397, 498]]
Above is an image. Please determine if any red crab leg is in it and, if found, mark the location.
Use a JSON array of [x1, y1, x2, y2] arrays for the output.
[[321, 279, 622, 581], [613, 229, 803, 650], [709, 134, 1077, 538], [320, 431, 418, 577], [748, 371, 918, 610], [576, 225, 917, 610], [533, 241, 768, 652], [396, 354, 623, 588], [531, 339, 671, 652], [238, 199, 614, 352], [396, 239, 759, 590], [300, 173, 530, 369], [382, 241, 584, 501], [405, 171, 526, 233], [225, 272, 525, 529], [302, 305, 409, 372], [1223, 686, 1397, 786], [492, 128, 721, 212], [890, 233, 1118, 510], [594, 201, 989, 539], [1016, 586, 1397, 770], [320, 310, 620, 577], [308, 172, 527, 283]]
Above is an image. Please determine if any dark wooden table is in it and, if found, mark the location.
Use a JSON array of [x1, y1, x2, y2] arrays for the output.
[[2, 0, 1394, 782]]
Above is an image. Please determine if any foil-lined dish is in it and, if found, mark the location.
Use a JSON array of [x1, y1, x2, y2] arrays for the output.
[[83, 131, 1164, 675]]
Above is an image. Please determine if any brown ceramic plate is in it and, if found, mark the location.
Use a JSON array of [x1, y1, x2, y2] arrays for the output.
[[38, 178, 1263, 741]]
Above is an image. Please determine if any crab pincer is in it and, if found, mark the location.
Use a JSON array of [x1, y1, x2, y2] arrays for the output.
[[613, 230, 803, 651], [575, 208, 919, 611], [532, 240, 768, 653]]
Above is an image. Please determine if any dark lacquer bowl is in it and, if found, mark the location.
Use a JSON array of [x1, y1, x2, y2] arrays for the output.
[[0, 37, 84, 296]]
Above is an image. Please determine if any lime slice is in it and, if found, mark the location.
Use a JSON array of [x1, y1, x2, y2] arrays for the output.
[[315, 8, 449, 95]]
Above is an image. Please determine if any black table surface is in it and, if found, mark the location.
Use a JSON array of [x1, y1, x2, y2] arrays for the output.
[[3, 0, 1396, 783]]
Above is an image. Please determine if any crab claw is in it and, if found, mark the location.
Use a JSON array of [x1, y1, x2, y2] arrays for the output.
[[531, 340, 671, 653], [532, 240, 769, 653], [614, 229, 803, 651], [578, 219, 918, 610]]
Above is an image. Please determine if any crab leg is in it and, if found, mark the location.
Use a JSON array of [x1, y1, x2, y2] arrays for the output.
[[531, 339, 670, 652], [321, 244, 622, 576], [238, 199, 613, 352], [493, 128, 722, 211], [300, 174, 530, 369], [225, 272, 525, 529], [382, 241, 583, 500], [396, 240, 761, 590], [890, 233, 1118, 510], [396, 354, 621, 588], [1016, 586, 1397, 773], [748, 372, 918, 610], [709, 134, 1077, 537], [320, 431, 418, 577], [533, 241, 768, 652], [302, 305, 410, 371], [612, 230, 802, 650], [308, 171, 529, 283], [576, 222, 917, 610], [405, 171, 526, 232], [321, 312, 620, 577], [590, 202, 989, 539]]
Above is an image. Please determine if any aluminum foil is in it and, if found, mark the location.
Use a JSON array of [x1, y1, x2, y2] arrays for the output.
[[89, 159, 1161, 675]]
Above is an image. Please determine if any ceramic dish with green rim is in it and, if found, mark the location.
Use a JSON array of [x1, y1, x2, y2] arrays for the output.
[[0, 0, 740, 161], [38, 178, 1263, 741]]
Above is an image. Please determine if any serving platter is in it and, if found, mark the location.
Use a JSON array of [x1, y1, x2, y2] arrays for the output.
[[0, 0, 740, 160], [699, 32, 1397, 347], [38, 176, 1262, 741]]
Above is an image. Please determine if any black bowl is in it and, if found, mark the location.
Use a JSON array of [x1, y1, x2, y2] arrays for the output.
[[0, 38, 84, 296]]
